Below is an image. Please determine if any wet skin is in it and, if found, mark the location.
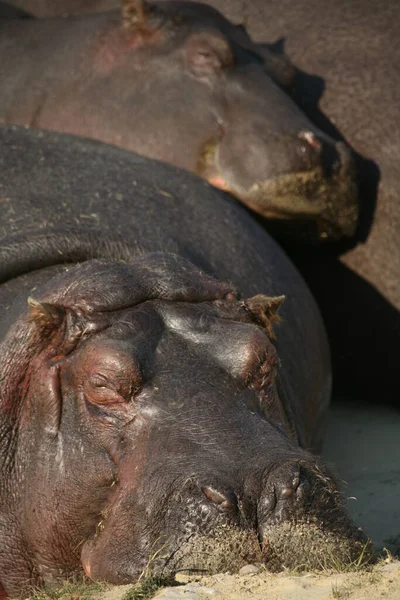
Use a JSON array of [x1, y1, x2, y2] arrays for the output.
[[0, 0, 359, 243], [0, 126, 369, 596]]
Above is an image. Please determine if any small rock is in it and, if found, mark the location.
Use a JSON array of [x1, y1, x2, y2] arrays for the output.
[[238, 563, 260, 575], [185, 585, 222, 596], [156, 588, 201, 600], [379, 561, 400, 573], [175, 573, 201, 584]]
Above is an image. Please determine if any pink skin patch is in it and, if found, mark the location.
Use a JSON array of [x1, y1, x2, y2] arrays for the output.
[[207, 175, 230, 191], [299, 130, 322, 152], [82, 554, 92, 579], [92, 24, 164, 75]]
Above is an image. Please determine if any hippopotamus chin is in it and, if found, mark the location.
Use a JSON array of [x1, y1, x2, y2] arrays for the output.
[[0, 251, 369, 591], [0, 0, 359, 243]]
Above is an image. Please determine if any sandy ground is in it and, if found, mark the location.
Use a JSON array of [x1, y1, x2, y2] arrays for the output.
[[165, 561, 400, 599], [97, 561, 400, 600], [92, 400, 400, 600]]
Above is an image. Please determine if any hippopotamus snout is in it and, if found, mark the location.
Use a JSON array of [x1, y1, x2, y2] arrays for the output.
[[198, 67, 359, 243], [81, 450, 369, 583], [173, 459, 369, 575], [212, 128, 358, 242]]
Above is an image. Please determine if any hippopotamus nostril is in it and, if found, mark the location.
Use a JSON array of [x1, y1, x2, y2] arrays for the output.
[[298, 131, 350, 178], [202, 486, 235, 509], [280, 486, 294, 499], [291, 131, 323, 171], [258, 462, 303, 526]]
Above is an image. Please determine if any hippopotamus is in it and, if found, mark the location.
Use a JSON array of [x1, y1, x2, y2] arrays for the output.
[[0, 1, 359, 244], [0, 125, 370, 597]]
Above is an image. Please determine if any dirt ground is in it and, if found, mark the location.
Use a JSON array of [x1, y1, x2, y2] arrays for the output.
[[96, 561, 400, 600], [166, 561, 400, 600]]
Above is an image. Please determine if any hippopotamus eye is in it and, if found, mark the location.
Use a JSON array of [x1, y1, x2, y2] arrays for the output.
[[186, 32, 234, 78], [85, 371, 142, 406]]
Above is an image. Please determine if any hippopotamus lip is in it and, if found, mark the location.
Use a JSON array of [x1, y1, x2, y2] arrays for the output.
[[80, 517, 372, 583], [228, 168, 359, 240], [80, 524, 263, 583]]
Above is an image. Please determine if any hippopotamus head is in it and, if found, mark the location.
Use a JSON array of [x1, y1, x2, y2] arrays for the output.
[[33, 0, 358, 243], [0, 254, 368, 594]]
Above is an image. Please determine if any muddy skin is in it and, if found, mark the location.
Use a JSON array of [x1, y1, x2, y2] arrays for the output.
[[0, 126, 370, 596], [0, 0, 359, 243]]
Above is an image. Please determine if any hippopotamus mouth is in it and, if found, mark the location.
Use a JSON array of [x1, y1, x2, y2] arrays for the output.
[[199, 135, 359, 243], [80, 459, 371, 583]]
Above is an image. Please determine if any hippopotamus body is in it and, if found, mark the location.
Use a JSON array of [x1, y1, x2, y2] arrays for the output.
[[0, 125, 369, 596], [0, 0, 359, 244], [48, 0, 395, 403]]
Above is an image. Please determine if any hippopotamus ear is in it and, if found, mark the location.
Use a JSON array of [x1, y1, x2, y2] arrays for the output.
[[25, 298, 68, 437], [245, 294, 285, 339], [28, 296, 109, 357], [28, 297, 65, 336], [232, 25, 295, 90], [122, 0, 163, 33], [258, 45, 296, 90]]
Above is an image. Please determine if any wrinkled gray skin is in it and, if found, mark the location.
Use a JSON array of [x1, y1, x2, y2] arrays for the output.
[[0, 126, 369, 597], [0, 1, 359, 244], [45, 0, 399, 401]]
